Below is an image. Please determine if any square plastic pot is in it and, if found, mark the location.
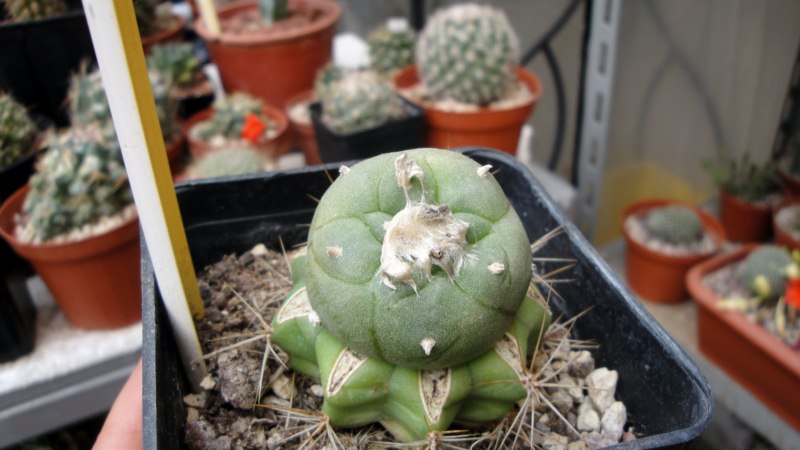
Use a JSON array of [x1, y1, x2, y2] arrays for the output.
[[143, 148, 713, 449]]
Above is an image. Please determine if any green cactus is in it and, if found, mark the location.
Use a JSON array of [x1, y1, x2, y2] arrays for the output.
[[197, 93, 265, 141], [272, 149, 548, 443], [186, 147, 265, 179], [742, 245, 793, 301], [703, 152, 781, 203], [368, 21, 415, 76], [19, 126, 132, 243], [313, 62, 346, 101], [258, 0, 287, 26], [0, 93, 38, 170], [147, 42, 201, 88], [416, 3, 519, 105], [4, 0, 66, 22], [321, 72, 397, 135], [643, 205, 703, 245]]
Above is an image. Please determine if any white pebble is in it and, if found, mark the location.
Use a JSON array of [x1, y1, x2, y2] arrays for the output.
[[577, 407, 600, 432], [587, 368, 618, 413], [601, 401, 627, 441]]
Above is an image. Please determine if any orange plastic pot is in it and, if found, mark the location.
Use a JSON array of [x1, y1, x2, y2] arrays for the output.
[[184, 105, 290, 159], [686, 245, 800, 432], [284, 89, 320, 165], [719, 189, 774, 243], [778, 168, 800, 200], [141, 14, 186, 55], [0, 186, 141, 329], [622, 199, 726, 303], [393, 65, 542, 155], [195, 0, 340, 109]]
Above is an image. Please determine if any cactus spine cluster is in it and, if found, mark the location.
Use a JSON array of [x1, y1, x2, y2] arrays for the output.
[[742, 245, 793, 301], [0, 93, 38, 170], [147, 42, 201, 87], [19, 126, 132, 243], [321, 71, 396, 135], [272, 149, 549, 442], [4, 0, 66, 22], [416, 3, 519, 105], [643, 205, 703, 245], [198, 93, 266, 141], [186, 147, 266, 179], [368, 20, 415, 76]]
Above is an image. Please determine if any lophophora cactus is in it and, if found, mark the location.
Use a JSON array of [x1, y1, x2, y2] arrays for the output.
[[18, 126, 132, 243], [272, 149, 551, 442], [742, 245, 793, 302], [147, 42, 201, 88], [321, 71, 397, 135], [0, 93, 38, 170], [368, 19, 415, 76], [643, 205, 703, 245], [4, 0, 66, 22], [186, 146, 266, 179], [416, 3, 519, 106]]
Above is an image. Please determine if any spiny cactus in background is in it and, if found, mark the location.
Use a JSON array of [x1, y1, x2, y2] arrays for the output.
[[416, 3, 519, 105], [0, 93, 38, 170], [272, 149, 550, 442], [4, 0, 66, 22], [742, 245, 793, 302], [643, 205, 703, 245], [321, 71, 397, 135], [368, 19, 415, 76], [147, 42, 201, 87], [198, 93, 264, 140], [313, 62, 346, 100], [258, 0, 287, 26], [186, 147, 265, 179], [703, 152, 781, 203], [19, 126, 132, 243]]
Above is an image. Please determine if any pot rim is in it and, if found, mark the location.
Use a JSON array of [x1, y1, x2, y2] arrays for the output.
[[141, 13, 186, 46]]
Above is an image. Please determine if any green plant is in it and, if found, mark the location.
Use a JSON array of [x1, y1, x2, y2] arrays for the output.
[[272, 149, 550, 442], [258, 0, 287, 26], [4, 0, 66, 22], [742, 245, 793, 302], [0, 93, 38, 170], [313, 62, 346, 100], [320, 71, 396, 135], [198, 93, 265, 141], [18, 126, 132, 243], [415, 3, 519, 106], [147, 42, 201, 87], [643, 205, 703, 245], [186, 147, 265, 179], [368, 21, 415, 76], [703, 152, 781, 203]]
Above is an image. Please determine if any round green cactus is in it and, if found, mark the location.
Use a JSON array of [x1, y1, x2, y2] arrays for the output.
[[742, 245, 793, 301], [321, 72, 396, 135], [0, 93, 38, 170], [416, 3, 519, 105], [4, 0, 66, 22], [368, 20, 415, 76], [643, 205, 703, 245]]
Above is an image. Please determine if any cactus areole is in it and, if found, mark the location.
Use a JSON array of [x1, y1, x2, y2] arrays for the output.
[[304, 149, 532, 370]]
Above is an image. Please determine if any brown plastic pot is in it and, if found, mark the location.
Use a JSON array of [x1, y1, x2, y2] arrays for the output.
[[773, 198, 800, 251], [195, 0, 340, 109], [622, 199, 726, 303], [184, 105, 289, 159], [0, 186, 141, 329], [719, 189, 774, 243], [686, 245, 800, 432], [393, 65, 542, 155], [165, 132, 187, 174], [284, 89, 319, 165], [141, 14, 186, 54]]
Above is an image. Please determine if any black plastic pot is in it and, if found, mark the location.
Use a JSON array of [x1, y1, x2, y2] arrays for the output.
[[143, 148, 713, 449], [309, 97, 426, 164], [0, 270, 36, 363]]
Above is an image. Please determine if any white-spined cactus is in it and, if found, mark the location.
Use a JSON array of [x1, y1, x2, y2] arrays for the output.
[[0, 93, 38, 170], [416, 3, 519, 105], [321, 71, 397, 135], [368, 19, 415, 76], [4, 0, 65, 22], [272, 149, 550, 442]]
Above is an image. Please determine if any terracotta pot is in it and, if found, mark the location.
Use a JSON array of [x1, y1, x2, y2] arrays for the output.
[[773, 198, 800, 251], [393, 65, 542, 155], [0, 186, 141, 329], [284, 89, 319, 165], [195, 0, 340, 108], [719, 189, 774, 243], [184, 105, 290, 159], [141, 14, 186, 54], [686, 245, 800, 432], [622, 199, 726, 303]]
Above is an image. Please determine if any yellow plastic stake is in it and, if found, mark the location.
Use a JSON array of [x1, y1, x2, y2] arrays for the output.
[[82, 0, 207, 390]]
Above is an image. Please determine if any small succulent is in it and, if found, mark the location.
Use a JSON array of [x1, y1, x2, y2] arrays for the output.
[[643, 205, 703, 245], [4, 0, 66, 22], [198, 93, 265, 141], [416, 3, 519, 105], [368, 20, 415, 76], [258, 0, 288, 26], [321, 71, 397, 135], [147, 42, 201, 88], [0, 93, 38, 170], [272, 149, 549, 442], [186, 147, 266, 179], [19, 126, 132, 243], [703, 152, 781, 203], [742, 245, 793, 301]]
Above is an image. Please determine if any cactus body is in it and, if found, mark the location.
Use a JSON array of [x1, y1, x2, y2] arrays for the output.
[[416, 4, 519, 105], [186, 147, 265, 179], [198, 93, 265, 141], [368, 22, 415, 76], [0, 93, 37, 170], [314, 63, 346, 100], [147, 42, 200, 87], [742, 245, 793, 301], [4, 0, 65, 22], [321, 72, 396, 135], [643, 205, 703, 245]]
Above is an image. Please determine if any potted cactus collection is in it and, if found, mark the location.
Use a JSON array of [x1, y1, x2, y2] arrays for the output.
[[195, 0, 340, 108], [394, 3, 542, 155], [622, 199, 726, 303], [147, 42, 215, 120], [687, 244, 800, 431]]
